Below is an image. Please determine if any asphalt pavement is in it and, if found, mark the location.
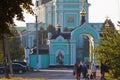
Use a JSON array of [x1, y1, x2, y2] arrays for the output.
[[0, 68, 101, 80]]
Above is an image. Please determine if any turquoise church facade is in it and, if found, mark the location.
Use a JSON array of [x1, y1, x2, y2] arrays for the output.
[[25, 0, 103, 68]]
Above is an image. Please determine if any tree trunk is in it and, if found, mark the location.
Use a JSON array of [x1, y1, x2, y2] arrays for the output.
[[3, 34, 13, 78], [2, 34, 9, 78]]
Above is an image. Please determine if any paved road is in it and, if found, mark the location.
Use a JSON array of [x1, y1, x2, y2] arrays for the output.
[[14, 69, 75, 80], [0, 68, 101, 80]]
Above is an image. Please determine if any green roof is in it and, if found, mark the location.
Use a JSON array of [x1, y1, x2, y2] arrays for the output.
[[41, 0, 51, 4], [16, 27, 26, 32]]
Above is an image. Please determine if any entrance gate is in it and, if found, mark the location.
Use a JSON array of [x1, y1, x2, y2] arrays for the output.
[[71, 23, 99, 63]]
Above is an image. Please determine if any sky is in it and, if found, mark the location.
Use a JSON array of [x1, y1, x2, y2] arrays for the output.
[[15, 0, 120, 29]]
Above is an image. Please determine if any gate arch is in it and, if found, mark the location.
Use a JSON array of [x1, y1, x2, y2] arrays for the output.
[[71, 23, 99, 40], [71, 23, 100, 62]]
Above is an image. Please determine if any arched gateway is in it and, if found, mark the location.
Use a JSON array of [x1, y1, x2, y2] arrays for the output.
[[71, 23, 100, 63], [49, 23, 100, 66]]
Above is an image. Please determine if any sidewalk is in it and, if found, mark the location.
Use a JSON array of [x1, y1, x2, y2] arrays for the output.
[[0, 68, 101, 80], [38, 68, 101, 80]]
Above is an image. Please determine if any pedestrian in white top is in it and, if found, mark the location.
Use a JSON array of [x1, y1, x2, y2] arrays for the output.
[[79, 61, 83, 66]]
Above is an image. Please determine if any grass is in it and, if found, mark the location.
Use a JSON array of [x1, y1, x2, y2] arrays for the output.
[[0, 78, 47, 80]]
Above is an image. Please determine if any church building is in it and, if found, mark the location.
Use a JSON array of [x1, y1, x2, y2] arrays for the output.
[[25, 0, 103, 69]]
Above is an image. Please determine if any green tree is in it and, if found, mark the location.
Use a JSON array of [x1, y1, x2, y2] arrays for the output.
[[95, 22, 120, 78], [0, 0, 33, 78], [0, 0, 33, 34], [10, 46, 25, 61], [47, 25, 56, 34], [101, 19, 115, 30], [8, 26, 25, 61], [63, 27, 71, 32]]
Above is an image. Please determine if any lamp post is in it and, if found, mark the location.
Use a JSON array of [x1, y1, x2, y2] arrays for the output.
[[35, 0, 40, 70]]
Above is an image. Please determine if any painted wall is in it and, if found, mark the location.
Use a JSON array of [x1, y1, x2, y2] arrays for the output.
[[55, 1, 90, 31], [26, 23, 46, 49], [49, 36, 76, 65], [26, 0, 103, 68], [30, 54, 49, 68], [38, 0, 90, 31], [71, 23, 100, 62]]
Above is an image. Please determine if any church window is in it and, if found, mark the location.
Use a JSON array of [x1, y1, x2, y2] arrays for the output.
[[68, 16, 74, 23]]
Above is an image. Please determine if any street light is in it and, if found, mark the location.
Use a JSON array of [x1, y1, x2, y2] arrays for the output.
[[35, 0, 40, 70]]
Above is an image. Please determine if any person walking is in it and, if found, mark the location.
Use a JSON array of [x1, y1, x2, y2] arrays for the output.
[[91, 63, 97, 79], [79, 61, 83, 78], [73, 62, 80, 80], [82, 62, 88, 79], [100, 63, 106, 80]]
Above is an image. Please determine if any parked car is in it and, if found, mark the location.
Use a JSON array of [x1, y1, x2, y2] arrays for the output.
[[0, 63, 27, 74], [12, 61, 28, 71], [12, 61, 27, 67]]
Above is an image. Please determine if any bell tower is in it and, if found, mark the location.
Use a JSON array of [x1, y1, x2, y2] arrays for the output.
[[54, 0, 90, 31]]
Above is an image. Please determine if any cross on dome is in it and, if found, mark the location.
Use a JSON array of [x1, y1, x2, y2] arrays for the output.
[[80, 0, 86, 16], [81, 0, 85, 8], [105, 16, 109, 20], [81, 0, 85, 3], [105, 16, 110, 28]]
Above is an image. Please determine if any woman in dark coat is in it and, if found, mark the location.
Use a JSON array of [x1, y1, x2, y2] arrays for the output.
[[82, 63, 88, 79], [101, 63, 106, 80], [73, 62, 82, 80]]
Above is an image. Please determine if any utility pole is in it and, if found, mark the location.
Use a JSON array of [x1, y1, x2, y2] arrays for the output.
[[35, 0, 40, 70]]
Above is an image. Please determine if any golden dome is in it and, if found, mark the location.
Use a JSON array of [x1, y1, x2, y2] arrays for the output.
[[105, 23, 109, 28], [57, 24, 61, 29], [80, 9, 86, 16]]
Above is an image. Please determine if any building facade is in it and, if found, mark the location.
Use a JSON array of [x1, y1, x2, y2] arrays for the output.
[[25, 0, 103, 68]]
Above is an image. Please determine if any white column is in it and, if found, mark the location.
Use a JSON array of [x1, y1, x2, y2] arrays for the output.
[[25, 47, 30, 66], [71, 44, 76, 65], [73, 44, 76, 65], [48, 12, 51, 25], [89, 40, 92, 62], [70, 44, 74, 65]]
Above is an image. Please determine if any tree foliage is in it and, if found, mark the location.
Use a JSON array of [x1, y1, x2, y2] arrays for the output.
[[0, 0, 33, 34], [0, 0, 33, 77], [47, 25, 56, 34], [95, 23, 120, 78], [8, 27, 25, 61], [63, 27, 71, 32], [101, 19, 115, 30], [10, 46, 25, 61]]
